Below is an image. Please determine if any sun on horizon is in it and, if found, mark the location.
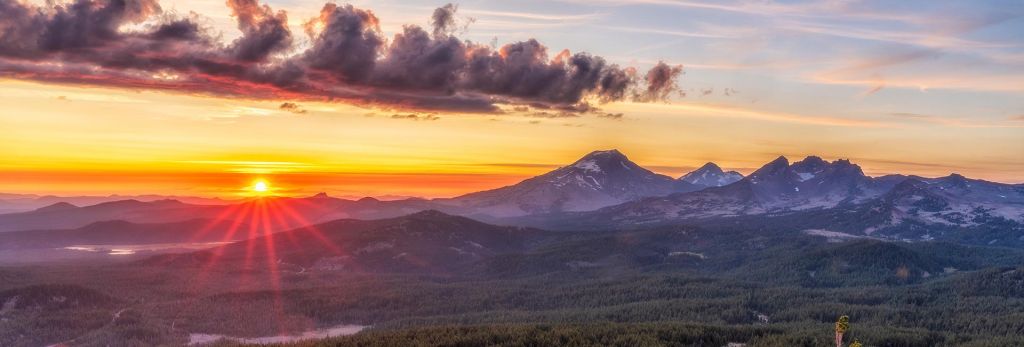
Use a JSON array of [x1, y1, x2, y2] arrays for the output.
[[249, 179, 270, 196]]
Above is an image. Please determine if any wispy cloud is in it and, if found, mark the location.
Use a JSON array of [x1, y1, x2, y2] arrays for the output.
[[890, 112, 933, 119], [578, 0, 1023, 96], [886, 112, 1024, 128], [606, 26, 735, 39], [777, 20, 1018, 51], [179, 160, 314, 174], [630, 101, 886, 128], [462, 162, 561, 169], [459, 9, 605, 22], [562, 0, 932, 23], [811, 69, 1024, 93]]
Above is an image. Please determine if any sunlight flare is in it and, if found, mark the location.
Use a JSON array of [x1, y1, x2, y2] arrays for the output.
[[250, 179, 270, 196]]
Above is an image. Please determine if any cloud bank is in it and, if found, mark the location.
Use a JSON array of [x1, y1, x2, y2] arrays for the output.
[[0, 0, 683, 114]]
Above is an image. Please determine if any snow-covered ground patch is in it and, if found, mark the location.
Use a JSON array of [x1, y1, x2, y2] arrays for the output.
[[803, 229, 867, 242], [189, 324, 366, 345], [668, 251, 706, 259]]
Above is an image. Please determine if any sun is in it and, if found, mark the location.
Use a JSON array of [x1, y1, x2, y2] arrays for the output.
[[251, 179, 270, 194]]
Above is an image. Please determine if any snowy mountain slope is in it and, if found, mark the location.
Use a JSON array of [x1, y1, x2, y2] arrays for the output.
[[438, 150, 688, 217], [678, 162, 743, 188]]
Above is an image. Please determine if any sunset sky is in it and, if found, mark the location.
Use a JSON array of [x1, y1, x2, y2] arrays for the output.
[[1, 0, 1022, 198]]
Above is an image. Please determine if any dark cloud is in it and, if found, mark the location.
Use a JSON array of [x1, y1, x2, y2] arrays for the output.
[[39, 0, 162, 52], [431, 3, 458, 38], [527, 111, 579, 118], [302, 3, 383, 82], [279, 102, 306, 114], [508, 102, 623, 120], [148, 18, 205, 42], [0, 1, 685, 115], [371, 25, 465, 91], [634, 62, 683, 102], [391, 113, 440, 121], [0, 0, 47, 58], [227, 0, 293, 62], [460, 41, 636, 105], [0, 0, 161, 59]]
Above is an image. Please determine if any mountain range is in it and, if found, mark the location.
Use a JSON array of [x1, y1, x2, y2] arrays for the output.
[[0, 194, 236, 214], [0, 149, 1021, 248], [2, 150, 1023, 346], [536, 155, 1024, 246]]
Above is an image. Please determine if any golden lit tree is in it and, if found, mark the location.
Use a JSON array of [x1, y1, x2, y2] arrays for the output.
[[835, 315, 850, 347], [849, 339, 863, 347]]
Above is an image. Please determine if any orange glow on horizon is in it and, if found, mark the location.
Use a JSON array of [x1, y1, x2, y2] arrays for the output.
[[0, 168, 537, 199], [1, 79, 1022, 200]]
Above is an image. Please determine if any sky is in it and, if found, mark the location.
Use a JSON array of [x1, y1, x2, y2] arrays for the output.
[[1, 0, 1022, 198]]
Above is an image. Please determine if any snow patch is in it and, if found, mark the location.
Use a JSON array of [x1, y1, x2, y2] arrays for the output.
[[448, 247, 473, 256], [188, 324, 365, 345], [668, 251, 706, 259], [803, 229, 866, 242], [573, 159, 602, 173]]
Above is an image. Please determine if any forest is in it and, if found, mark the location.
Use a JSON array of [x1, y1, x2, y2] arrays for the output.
[[3, 216, 1024, 346]]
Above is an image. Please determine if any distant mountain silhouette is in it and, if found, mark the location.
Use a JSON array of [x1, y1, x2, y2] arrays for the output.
[[160, 210, 544, 274], [0, 199, 215, 232], [0, 219, 250, 250]]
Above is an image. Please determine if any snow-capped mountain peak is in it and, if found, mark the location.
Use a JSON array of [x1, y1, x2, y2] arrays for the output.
[[443, 149, 683, 217], [566, 149, 639, 174], [747, 156, 790, 183], [790, 156, 827, 181], [679, 162, 743, 188]]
